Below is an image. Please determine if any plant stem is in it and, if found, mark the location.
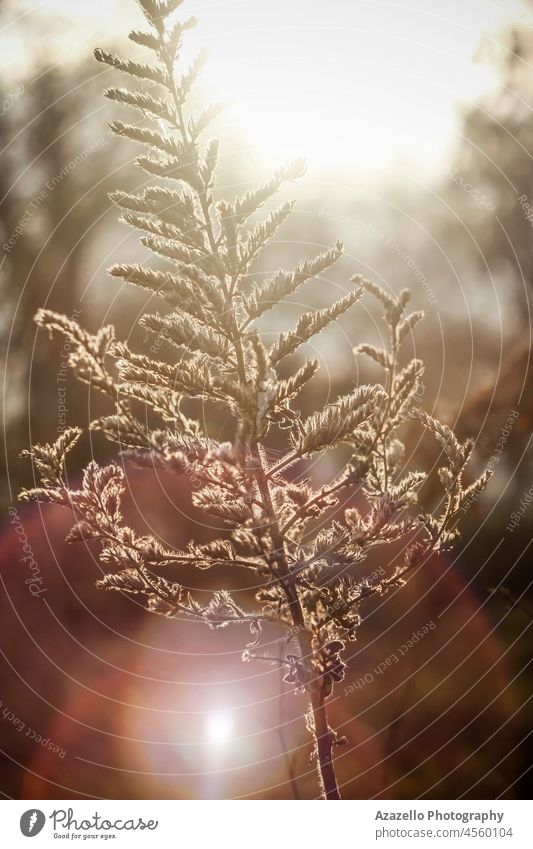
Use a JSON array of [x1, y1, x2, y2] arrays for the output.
[[277, 644, 301, 800], [309, 685, 340, 800], [250, 442, 340, 799]]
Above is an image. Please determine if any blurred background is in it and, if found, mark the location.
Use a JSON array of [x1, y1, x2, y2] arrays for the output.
[[0, 0, 532, 799]]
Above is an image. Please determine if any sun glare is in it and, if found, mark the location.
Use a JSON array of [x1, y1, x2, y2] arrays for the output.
[[195, 0, 520, 174], [206, 712, 234, 746]]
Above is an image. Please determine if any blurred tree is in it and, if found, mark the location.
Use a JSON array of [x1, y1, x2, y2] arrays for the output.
[[449, 4, 533, 471], [0, 58, 130, 508], [457, 13, 533, 303]]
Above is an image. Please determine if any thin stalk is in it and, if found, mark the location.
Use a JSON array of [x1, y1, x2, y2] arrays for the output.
[[251, 440, 340, 800], [277, 644, 301, 800], [309, 686, 340, 800]]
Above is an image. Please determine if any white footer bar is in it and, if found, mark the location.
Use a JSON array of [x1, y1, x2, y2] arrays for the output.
[[1, 799, 530, 848]]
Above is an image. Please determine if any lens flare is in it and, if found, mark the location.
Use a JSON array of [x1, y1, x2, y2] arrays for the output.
[[206, 712, 234, 746]]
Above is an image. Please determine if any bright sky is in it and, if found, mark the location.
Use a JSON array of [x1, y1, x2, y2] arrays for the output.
[[3, 0, 530, 175]]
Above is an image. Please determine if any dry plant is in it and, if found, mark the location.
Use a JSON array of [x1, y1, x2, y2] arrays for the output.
[[20, 0, 491, 799]]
